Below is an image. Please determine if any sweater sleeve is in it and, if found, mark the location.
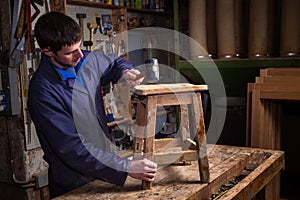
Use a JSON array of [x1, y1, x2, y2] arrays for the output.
[[87, 52, 134, 86]]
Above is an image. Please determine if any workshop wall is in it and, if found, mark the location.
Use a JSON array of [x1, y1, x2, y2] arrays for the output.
[[67, 5, 112, 51]]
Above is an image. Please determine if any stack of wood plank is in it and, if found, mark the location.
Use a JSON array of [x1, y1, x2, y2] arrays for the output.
[[246, 67, 300, 149], [246, 67, 300, 199]]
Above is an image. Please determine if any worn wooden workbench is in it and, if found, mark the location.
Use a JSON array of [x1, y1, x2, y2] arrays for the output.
[[55, 144, 284, 200]]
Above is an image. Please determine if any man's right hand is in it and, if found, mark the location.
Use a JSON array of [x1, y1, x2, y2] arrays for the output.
[[128, 158, 157, 182]]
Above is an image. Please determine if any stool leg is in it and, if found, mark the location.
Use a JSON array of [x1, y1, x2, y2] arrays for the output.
[[134, 96, 157, 189], [133, 99, 146, 160], [192, 93, 210, 183], [180, 104, 192, 165], [142, 96, 157, 189], [181, 104, 191, 148]]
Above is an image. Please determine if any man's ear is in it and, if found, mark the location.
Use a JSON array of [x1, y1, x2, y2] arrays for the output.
[[41, 48, 54, 57]]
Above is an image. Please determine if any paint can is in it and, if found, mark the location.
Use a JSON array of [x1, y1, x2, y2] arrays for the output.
[[145, 58, 159, 84]]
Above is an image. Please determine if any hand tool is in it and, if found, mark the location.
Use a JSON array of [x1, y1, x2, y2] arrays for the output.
[[87, 22, 98, 51], [83, 41, 93, 51], [76, 13, 87, 40]]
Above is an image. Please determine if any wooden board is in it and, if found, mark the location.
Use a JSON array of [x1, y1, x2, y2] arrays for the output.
[[54, 144, 284, 200], [260, 67, 300, 77]]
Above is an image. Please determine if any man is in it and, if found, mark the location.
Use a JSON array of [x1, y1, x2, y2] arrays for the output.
[[28, 11, 157, 198]]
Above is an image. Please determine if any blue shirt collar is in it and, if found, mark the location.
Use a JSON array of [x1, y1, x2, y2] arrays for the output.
[[55, 66, 77, 80], [41, 53, 86, 81], [55, 58, 86, 81]]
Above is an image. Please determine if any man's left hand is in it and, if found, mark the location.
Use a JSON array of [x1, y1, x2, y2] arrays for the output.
[[122, 69, 145, 87]]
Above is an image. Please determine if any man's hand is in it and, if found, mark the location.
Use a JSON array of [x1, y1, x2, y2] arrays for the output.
[[128, 158, 157, 182], [122, 69, 145, 87]]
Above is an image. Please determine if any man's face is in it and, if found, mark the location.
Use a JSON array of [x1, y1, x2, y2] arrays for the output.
[[51, 40, 83, 68]]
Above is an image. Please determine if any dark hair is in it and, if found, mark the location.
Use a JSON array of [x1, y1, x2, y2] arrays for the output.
[[34, 11, 82, 53]]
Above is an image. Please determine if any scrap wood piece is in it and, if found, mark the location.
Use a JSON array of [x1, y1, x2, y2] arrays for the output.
[[259, 90, 300, 101], [253, 82, 300, 91], [257, 76, 300, 83], [260, 67, 300, 77], [246, 83, 254, 146]]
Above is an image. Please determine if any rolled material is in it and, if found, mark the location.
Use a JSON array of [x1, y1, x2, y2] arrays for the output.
[[234, 0, 247, 58], [248, 0, 268, 57], [248, 0, 278, 58], [189, 0, 209, 59], [206, 0, 218, 58], [216, 0, 236, 58], [280, 0, 300, 57]]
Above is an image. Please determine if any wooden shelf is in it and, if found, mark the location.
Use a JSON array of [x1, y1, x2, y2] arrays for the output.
[[127, 7, 171, 16], [67, 0, 123, 9], [67, 0, 170, 15], [177, 57, 300, 69], [175, 57, 300, 97]]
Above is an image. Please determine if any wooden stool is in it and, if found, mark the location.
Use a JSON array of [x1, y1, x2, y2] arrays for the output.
[[132, 83, 210, 189]]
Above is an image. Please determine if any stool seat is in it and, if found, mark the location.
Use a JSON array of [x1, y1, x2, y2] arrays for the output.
[[133, 83, 208, 95], [132, 83, 210, 189]]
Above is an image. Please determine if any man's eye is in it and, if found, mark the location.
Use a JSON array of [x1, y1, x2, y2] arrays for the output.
[[67, 50, 79, 55]]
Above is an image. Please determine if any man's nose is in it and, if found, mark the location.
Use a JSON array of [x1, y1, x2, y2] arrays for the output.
[[77, 49, 84, 58]]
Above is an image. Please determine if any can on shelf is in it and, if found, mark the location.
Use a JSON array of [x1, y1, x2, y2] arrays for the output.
[[105, 0, 112, 5], [145, 58, 159, 83]]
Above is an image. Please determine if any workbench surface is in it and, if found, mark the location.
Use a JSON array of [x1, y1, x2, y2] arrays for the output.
[[54, 144, 284, 200]]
